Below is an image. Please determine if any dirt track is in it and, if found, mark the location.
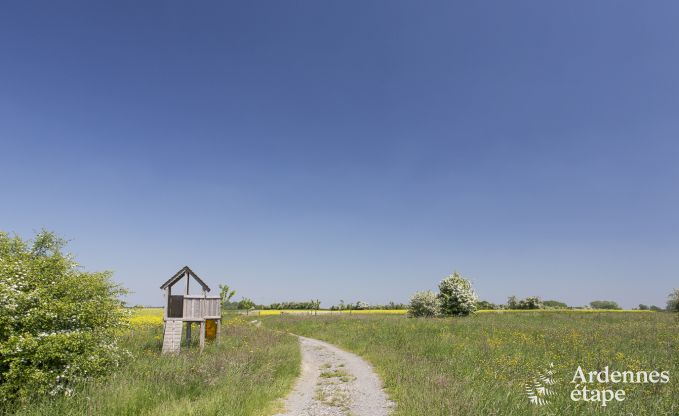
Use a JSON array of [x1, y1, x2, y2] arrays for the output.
[[273, 336, 394, 416]]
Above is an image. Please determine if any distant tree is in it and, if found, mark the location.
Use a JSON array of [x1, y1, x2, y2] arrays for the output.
[[385, 301, 408, 310], [476, 300, 497, 310], [638, 304, 649, 310], [437, 272, 478, 316], [589, 300, 621, 310], [506, 296, 544, 310], [408, 291, 440, 318], [519, 296, 544, 310], [650, 305, 663, 312], [667, 289, 679, 312], [354, 301, 369, 310], [237, 297, 255, 311], [218, 284, 236, 309], [506, 296, 519, 309], [543, 300, 568, 309]]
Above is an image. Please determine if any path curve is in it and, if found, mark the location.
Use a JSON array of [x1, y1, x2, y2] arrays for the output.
[[273, 336, 394, 416]]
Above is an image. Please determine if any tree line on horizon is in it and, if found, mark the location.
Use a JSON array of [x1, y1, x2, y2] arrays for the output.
[[220, 298, 408, 311], [217, 287, 677, 314], [475, 298, 666, 311]]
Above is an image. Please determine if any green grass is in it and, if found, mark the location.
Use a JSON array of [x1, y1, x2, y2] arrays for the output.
[[264, 312, 679, 415], [9, 317, 300, 416]]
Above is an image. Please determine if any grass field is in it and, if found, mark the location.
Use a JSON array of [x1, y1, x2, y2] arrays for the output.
[[8, 313, 300, 416], [264, 312, 679, 415], [254, 309, 408, 316], [250, 309, 652, 317]]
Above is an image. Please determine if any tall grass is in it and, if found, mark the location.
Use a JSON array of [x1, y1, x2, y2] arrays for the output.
[[9, 316, 300, 416], [264, 312, 679, 415]]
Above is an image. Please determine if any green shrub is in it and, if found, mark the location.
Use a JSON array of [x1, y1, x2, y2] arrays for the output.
[[543, 300, 568, 309], [408, 291, 440, 317], [437, 272, 478, 316], [0, 231, 129, 404], [589, 300, 621, 310], [476, 300, 497, 310]]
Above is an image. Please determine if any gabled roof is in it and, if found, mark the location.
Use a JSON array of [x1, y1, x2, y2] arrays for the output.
[[160, 266, 211, 292]]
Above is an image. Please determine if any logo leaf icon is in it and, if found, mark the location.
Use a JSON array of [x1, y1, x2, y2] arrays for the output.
[[525, 363, 557, 406]]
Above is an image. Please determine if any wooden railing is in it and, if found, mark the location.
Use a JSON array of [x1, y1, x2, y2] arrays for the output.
[[182, 296, 221, 320]]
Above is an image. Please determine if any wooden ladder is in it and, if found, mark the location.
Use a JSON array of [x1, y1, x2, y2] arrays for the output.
[[162, 320, 183, 354]]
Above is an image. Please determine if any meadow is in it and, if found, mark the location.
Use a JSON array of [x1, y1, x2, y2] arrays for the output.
[[254, 309, 407, 316], [264, 312, 679, 416], [6, 308, 677, 416], [6, 311, 300, 416]]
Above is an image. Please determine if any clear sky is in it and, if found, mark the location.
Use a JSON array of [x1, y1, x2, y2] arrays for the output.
[[2, 1, 678, 308]]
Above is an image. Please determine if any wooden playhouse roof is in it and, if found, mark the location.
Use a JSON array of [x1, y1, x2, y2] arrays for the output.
[[160, 266, 211, 292]]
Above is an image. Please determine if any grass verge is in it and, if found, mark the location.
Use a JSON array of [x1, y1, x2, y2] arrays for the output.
[[8, 316, 300, 416]]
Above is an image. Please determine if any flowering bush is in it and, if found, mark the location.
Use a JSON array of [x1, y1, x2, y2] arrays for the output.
[[437, 272, 478, 316], [0, 231, 130, 403], [354, 301, 370, 310], [408, 291, 440, 317]]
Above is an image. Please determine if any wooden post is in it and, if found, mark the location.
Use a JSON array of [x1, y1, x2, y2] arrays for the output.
[[185, 271, 190, 295], [199, 321, 206, 352], [164, 288, 170, 320], [186, 322, 192, 347], [216, 319, 221, 344]]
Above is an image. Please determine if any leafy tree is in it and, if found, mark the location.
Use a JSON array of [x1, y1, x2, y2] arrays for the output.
[[408, 291, 440, 317], [650, 305, 663, 312], [0, 231, 129, 403], [589, 300, 621, 310], [218, 284, 236, 309], [437, 272, 478, 316], [543, 300, 568, 309], [667, 289, 679, 312], [506, 296, 519, 309], [476, 300, 497, 310], [354, 301, 369, 310], [505, 296, 544, 310], [237, 297, 255, 310], [518, 296, 544, 310], [638, 304, 649, 310]]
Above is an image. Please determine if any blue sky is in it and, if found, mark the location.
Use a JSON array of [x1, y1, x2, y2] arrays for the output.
[[2, 1, 678, 308]]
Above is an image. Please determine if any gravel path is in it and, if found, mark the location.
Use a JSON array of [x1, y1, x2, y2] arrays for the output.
[[273, 336, 394, 416]]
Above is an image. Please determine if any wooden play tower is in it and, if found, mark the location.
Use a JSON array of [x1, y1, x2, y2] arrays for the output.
[[160, 266, 221, 353]]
